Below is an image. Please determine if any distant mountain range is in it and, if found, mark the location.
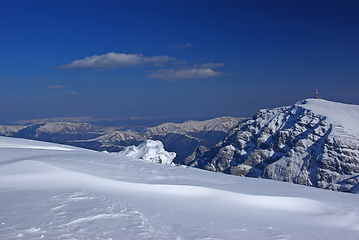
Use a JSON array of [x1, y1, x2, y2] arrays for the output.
[[11, 115, 213, 127], [2, 98, 359, 194], [188, 99, 359, 193], [0, 116, 245, 164]]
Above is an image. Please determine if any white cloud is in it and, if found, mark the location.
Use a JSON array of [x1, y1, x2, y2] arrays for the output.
[[81, 76, 123, 79], [142, 55, 182, 67], [193, 63, 225, 69], [148, 68, 223, 81], [171, 43, 192, 49], [148, 62, 225, 80], [46, 85, 66, 89], [60, 92, 79, 96], [60, 52, 180, 70], [143, 55, 173, 63]]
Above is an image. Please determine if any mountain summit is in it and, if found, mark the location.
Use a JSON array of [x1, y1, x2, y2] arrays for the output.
[[189, 99, 359, 193]]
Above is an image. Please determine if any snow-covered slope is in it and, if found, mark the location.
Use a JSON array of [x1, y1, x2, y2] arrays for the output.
[[190, 99, 359, 193], [117, 140, 176, 165], [1, 136, 359, 239], [145, 116, 241, 135], [0, 125, 26, 136]]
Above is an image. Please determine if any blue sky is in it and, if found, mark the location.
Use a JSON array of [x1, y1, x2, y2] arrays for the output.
[[1, 0, 358, 124]]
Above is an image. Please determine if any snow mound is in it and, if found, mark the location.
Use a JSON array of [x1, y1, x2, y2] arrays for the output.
[[118, 140, 176, 165]]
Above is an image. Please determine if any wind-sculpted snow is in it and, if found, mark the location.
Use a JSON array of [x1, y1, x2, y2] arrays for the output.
[[190, 99, 359, 193], [117, 140, 176, 165], [1, 136, 359, 239]]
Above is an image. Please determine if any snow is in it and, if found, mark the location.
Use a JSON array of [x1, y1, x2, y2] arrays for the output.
[[1, 136, 359, 239], [146, 116, 241, 135], [197, 98, 359, 193], [298, 99, 359, 137], [117, 140, 176, 165], [0, 136, 75, 151]]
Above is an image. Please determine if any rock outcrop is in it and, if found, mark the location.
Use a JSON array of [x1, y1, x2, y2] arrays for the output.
[[189, 99, 359, 193]]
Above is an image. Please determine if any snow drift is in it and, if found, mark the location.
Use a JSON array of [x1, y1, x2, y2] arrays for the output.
[[117, 140, 176, 165]]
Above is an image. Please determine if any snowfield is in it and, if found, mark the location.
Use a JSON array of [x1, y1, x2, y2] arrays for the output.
[[1, 136, 359, 239]]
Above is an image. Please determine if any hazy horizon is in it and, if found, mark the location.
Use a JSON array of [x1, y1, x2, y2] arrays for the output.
[[5, 115, 236, 127]]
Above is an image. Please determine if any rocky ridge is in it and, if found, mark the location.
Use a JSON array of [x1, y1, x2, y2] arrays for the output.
[[188, 99, 359, 193]]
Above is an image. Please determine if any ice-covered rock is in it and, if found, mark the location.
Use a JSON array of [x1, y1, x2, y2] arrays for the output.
[[189, 99, 359, 193], [118, 140, 176, 165]]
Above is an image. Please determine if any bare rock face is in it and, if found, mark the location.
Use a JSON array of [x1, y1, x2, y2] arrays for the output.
[[189, 99, 359, 193]]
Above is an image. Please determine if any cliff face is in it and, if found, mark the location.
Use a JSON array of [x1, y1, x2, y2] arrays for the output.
[[190, 99, 359, 193]]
